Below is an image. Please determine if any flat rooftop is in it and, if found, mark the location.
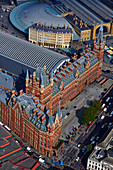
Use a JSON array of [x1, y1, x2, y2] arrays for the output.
[[0, 125, 39, 169]]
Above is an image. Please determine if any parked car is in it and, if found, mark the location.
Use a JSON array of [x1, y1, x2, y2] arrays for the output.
[[96, 136, 99, 141], [90, 136, 95, 141], [91, 141, 95, 144], [76, 157, 80, 161], [101, 125, 104, 128], [101, 115, 105, 120], [77, 143, 81, 148], [108, 122, 112, 127], [110, 111, 113, 116]]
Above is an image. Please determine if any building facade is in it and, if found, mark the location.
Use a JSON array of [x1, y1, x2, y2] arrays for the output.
[[61, 0, 113, 41], [0, 25, 104, 157], [0, 87, 62, 157], [87, 127, 113, 170], [27, 24, 105, 114], [29, 23, 74, 48]]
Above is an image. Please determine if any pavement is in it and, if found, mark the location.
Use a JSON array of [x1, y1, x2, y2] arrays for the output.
[[61, 78, 113, 139], [0, 7, 27, 40]]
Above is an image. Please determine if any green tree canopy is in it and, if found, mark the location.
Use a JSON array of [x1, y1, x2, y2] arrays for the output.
[[86, 144, 92, 153], [82, 106, 97, 125], [92, 99, 101, 111]]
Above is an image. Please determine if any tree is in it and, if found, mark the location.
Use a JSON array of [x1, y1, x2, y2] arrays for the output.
[[86, 144, 92, 153], [82, 106, 97, 125], [92, 99, 101, 111]]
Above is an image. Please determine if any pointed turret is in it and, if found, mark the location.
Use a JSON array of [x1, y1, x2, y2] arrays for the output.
[[58, 101, 61, 119], [50, 110, 53, 128], [50, 69, 53, 79], [40, 72, 43, 85], [97, 21, 103, 44], [26, 69, 29, 79], [26, 69, 29, 94]]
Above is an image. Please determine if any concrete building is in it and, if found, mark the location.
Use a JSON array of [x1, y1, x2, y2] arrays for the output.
[[87, 127, 113, 170]]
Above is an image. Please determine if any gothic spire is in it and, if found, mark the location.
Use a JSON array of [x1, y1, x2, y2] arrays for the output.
[[97, 21, 103, 44], [40, 71, 43, 85], [50, 69, 53, 79], [58, 101, 61, 119], [50, 110, 53, 128], [26, 69, 29, 79]]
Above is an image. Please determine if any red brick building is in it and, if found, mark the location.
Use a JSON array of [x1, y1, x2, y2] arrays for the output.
[[0, 24, 105, 157], [25, 24, 105, 114]]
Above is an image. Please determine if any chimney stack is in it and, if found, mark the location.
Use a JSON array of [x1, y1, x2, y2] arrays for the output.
[[20, 90, 23, 96], [6, 78, 8, 82], [13, 98, 16, 106]]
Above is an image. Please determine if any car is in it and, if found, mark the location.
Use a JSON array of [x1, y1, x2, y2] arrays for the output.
[[91, 141, 95, 144], [77, 144, 81, 148], [76, 157, 79, 161], [101, 125, 104, 128], [26, 147, 31, 152], [90, 136, 95, 141], [96, 136, 99, 141], [106, 70, 110, 73], [102, 69, 107, 72], [86, 130, 89, 133], [106, 97, 110, 102], [110, 111, 113, 116], [102, 103, 105, 108], [108, 123, 112, 127], [103, 108, 107, 112], [64, 115, 68, 119], [82, 146, 87, 152], [104, 88, 107, 91], [101, 115, 105, 120]]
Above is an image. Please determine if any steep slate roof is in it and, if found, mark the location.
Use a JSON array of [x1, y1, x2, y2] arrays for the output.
[[0, 31, 69, 73], [9, 93, 61, 132], [0, 72, 14, 90], [52, 49, 98, 96]]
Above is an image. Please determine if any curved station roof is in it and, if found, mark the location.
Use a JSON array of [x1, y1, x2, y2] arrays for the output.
[[0, 31, 69, 75], [10, 1, 73, 33]]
